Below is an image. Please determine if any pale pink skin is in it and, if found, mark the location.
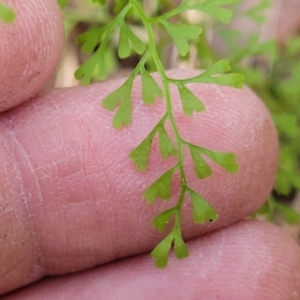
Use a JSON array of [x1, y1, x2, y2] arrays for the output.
[[0, 0, 299, 299]]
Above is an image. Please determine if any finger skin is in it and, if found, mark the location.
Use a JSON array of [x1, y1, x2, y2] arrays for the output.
[[0, 0, 64, 112], [3, 221, 300, 300], [0, 71, 278, 294]]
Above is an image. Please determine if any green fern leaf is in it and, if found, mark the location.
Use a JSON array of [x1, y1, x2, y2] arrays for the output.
[[160, 21, 202, 56]]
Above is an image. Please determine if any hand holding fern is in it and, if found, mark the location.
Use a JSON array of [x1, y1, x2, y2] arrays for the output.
[[0, 1, 299, 299]]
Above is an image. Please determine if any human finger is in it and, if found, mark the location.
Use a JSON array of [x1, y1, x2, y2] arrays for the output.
[[3, 221, 300, 300], [0, 71, 278, 294]]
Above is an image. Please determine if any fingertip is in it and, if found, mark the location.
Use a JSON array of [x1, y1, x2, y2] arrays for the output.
[[0, 0, 64, 112], [4, 221, 299, 300]]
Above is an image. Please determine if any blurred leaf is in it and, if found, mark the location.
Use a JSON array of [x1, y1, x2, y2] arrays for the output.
[[57, 0, 69, 9], [193, 0, 240, 24], [75, 46, 107, 84], [254, 39, 277, 58], [185, 59, 244, 88], [92, 0, 106, 5], [160, 21, 202, 56], [241, 67, 265, 85], [245, 0, 271, 24], [273, 113, 298, 138], [255, 202, 270, 215], [118, 23, 145, 58], [77, 28, 104, 54], [0, 2, 15, 23], [118, 23, 131, 58], [275, 171, 293, 196], [273, 200, 300, 225], [287, 36, 300, 56]]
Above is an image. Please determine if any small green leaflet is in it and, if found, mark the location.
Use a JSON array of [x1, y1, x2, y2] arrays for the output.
[[160, 21, 202, 56], [192, 0, 240, 24], [275, 170, 291, 195], [273, 113, 298, 138], [151, 222, 189, 268], [184, 59, 244, 88], [245, 0, 270, 24], [92, 0, 106, 5], [201, 149, 239, 173], [189, 145, 212, 179], [57, 0, 69, 9], [144, 169, 175, 203], [151, 234, 173, 268], [129, 118, 177, 171], [188, 188, 218, 224], [177, 85, 205, 116], [129, 132, 155, 171], [173, 233, 189, 260], [157, 123, 177, 158], [112, 92, 131, 128], [77, 28, 104, 54], [75, 44, 107, 84], [152, 207, 176, 232], [141, 70, 164, 104], [118, 23, 145, 58], [272, 201, 300, 225], [287, 37, 300, 57], [102, 78, 134, 129], [102, 84, 126, 111], [0, 2, 15, 23]]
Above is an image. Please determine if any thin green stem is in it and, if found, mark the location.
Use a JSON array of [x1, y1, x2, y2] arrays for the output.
[[132, 0, 188, 226], [148, 1, 188, 23], [105, 2, 133, 31]]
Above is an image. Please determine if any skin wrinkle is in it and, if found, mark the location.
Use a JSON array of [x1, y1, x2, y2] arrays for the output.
[[62, 97, 120, 263], [0, 121, 44, 293], [2, 117, 45, 273], [26, 92, 120, 270]]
